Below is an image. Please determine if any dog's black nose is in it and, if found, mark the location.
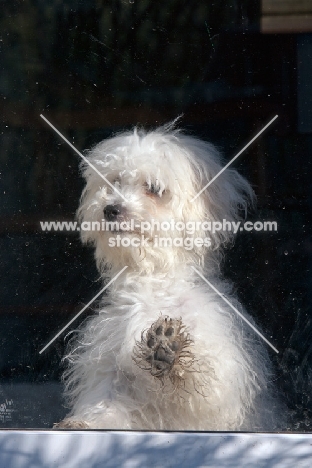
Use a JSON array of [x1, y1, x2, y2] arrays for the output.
[[103, 204, 123, 221]]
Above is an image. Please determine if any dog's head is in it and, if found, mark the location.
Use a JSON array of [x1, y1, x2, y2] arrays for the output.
[[77, 123, 254, 274]]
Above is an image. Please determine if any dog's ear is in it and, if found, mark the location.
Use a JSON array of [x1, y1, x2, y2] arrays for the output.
[[179, 135, 255, 250], [202, 165, 255, 247]]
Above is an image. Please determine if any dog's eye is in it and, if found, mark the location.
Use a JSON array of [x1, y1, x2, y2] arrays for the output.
[[150, 183, 160, 195], [145, 182, 161, 196]]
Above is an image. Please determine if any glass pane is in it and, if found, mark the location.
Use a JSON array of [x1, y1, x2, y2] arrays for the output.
[[0, 0, 311, 431]]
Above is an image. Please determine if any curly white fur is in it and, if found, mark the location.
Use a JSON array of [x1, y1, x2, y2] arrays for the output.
[[58, 123, 279, 430]]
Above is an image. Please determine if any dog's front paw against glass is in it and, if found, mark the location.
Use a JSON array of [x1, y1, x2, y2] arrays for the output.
[[133, 316, 195, 385], [53, 419, 89, 429]]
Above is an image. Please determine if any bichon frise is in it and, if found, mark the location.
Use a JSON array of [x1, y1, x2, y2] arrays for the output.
[[55, 122, 278, 430]]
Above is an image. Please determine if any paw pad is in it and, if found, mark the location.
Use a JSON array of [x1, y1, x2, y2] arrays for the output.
[[133, 316, 194, 383]]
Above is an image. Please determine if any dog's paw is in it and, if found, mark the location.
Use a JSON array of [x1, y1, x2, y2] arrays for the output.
[[133, 316, 194, 384], [53, 418, 89, 429]]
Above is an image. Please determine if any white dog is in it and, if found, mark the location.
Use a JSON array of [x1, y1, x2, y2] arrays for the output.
[[56, 122, 278, 430]]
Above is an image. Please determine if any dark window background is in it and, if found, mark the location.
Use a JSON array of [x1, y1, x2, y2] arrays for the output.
[[0, 0, 311, 429]]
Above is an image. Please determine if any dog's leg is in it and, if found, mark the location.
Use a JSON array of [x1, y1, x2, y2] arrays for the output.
[[133, 316, 194, 384], [53, 418, 90, 429]]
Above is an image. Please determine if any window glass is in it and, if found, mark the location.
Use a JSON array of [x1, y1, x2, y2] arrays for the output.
[[0, 0, 311, 431]]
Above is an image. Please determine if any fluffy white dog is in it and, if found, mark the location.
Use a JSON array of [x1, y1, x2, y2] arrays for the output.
[[56, 122, 278, 430]]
